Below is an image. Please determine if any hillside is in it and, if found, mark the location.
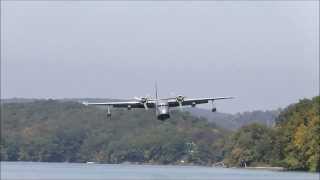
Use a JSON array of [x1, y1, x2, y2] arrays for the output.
[[1, 97, 318, 171], [1, 100, 228, 165], [222, 96, 319, 172], [187, 108, 279, 130], [275, 96, 319, 171], [2, 98, 280, 130]]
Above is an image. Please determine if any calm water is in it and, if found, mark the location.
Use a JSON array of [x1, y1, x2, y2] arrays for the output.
[[1, 161, 318, 180]]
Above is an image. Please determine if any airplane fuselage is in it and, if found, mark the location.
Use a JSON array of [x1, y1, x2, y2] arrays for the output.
[[156, 100, 170, 120]]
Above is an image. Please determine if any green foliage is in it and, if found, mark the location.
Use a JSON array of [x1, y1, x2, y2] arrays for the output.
[[223, 96, 319, 172], [188, 108, 279, 130], [2, 97, 319, 172], [223, 123, 278, 167], [275, 96, 320, 172], [1, 100, 227, 165]]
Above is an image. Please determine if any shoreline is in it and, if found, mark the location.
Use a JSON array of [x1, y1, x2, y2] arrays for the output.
[[243, 166, 286, 171], [0, 161, 292, 172]]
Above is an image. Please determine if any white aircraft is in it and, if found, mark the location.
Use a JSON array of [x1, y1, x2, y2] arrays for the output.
[[83, 85, 233, 121]]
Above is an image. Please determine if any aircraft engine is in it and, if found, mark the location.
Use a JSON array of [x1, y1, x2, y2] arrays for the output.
[[134, 96, 149, 110], [127, 105, 132, 110], [140, 97, 148, 103], [176, 95, 185, 102], [176, 95, 185, 110]]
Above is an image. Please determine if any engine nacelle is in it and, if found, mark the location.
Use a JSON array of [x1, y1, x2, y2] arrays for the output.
[[176, 95, 185, 102], [211, 107, 217, 112], [140, 97, 148, 103], [107, 112, 111, 117], [127, 105, 132, 110]]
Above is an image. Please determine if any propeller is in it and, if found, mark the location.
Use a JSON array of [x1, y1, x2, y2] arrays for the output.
[[134, 96, 151, 110], [175, 95, 185, 111]]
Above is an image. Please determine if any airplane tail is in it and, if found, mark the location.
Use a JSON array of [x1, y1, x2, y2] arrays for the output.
[[155, 82, 158, 115], [155, 82, 158, 100]]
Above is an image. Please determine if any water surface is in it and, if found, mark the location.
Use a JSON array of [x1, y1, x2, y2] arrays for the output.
[[1, 161, 318, 180]]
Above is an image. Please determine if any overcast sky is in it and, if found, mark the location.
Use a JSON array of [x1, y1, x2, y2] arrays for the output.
[[1, 1, 319, 113]]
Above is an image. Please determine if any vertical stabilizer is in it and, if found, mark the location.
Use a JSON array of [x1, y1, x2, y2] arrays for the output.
[[155, 82, 158, 100], [155, 82, 158, 115]]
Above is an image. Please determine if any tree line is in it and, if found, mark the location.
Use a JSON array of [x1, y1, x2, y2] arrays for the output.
[[222, 96, 319, 172], [1, 96, 319, 172], [0, 100, 228, 165]]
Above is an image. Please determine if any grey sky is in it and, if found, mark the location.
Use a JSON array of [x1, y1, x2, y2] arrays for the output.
[[1, 1, 319, 113]]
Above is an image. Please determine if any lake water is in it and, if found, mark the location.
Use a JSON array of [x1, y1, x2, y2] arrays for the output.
[[1, 161, 318, 180]]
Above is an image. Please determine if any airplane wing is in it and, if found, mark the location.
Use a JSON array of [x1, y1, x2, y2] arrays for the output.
[[82, 100, 156, 108], [167, 97, 233, 107]]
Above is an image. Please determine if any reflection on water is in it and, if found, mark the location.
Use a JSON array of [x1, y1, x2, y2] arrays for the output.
[[1, 161, 318, 180]]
